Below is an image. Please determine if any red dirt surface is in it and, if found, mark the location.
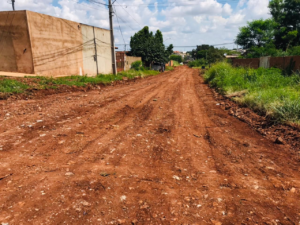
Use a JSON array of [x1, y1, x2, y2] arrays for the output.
[[0, 66, 300, 224]]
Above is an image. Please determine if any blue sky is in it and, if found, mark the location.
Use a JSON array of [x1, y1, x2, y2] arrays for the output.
[[1, 0, 271, 51]]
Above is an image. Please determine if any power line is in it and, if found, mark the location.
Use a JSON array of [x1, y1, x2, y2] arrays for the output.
[[88, 0, 108, 6], [115, 42, 235, 47], [113, 5, 126, 49], [111, 11, 137, 32], [117, 3, 143, 28], [113, 0, 239, 7]]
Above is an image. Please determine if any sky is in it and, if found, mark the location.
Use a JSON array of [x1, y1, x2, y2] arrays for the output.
[[1, 0, 271, 51]]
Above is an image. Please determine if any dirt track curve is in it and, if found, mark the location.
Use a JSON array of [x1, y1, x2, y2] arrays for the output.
[[0, 66, 300, 224]]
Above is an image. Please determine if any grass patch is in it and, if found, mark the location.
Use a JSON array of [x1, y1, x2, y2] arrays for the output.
[[0, 69, 159, 94], [204, 62, 300, 124], [166, 66, 174, 71], [173, 61, 181, 66], [0, 79, 29, 93]]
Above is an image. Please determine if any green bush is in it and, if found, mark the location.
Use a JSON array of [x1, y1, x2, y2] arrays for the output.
[[188, 59, 207, 68], [204, 62, 300, 124], [170, 55, 183, 63], [131, 61, 142, 71]]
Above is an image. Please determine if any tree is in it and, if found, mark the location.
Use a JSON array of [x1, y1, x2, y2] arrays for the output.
[[245, 43, 279, 58], [190, 45, 224, 65], [170, 55, 183, 63], [130, 26, 173, 66], [269, 0, 300, 49], [235, 19, 276, 49]]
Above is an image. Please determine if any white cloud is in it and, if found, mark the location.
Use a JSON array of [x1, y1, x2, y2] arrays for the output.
[[0, 0, 272, 50], [223, 3, 232, 16]]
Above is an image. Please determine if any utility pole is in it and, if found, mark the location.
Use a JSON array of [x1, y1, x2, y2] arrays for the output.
[[93, 27, 99, 75], [109, 0, 117, 75], [12, 0, 15, 11]]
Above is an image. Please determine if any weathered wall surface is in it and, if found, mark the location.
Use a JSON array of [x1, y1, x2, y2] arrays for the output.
[[0, 11, 34, 73], [81, 25, 112, 76], [125, 56, 141, 71], [26, 11, 84, 76], [232, 58, 260, 69], [260, 57, 270, 69], [94, 27, 112, 75], [81, 24, 98, 76]]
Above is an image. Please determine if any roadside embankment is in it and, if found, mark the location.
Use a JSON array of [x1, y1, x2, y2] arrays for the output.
[[204, 62, 300, 125]]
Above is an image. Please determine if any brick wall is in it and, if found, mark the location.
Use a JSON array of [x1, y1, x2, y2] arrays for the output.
[[269, 56, 300, 71], [232, 58, 260, 69], [232, 56, 300, 72]]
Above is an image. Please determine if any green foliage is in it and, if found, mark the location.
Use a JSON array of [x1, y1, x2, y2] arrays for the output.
[[173, 61, 181, 66], [204, 62, 300, 124], [245, 43, 300, 58], [131, 61, 142, 71], [235, 19, 276, 49], [188, 59, 207, 68], [288, 46, 300, 55], [190, 45, 224, 65], [269, 0, 300, 50], [245, 43, 279, 58], [165, 66, 174, 71], [170, 55, 183, 63], [235, 0, 300, 55], [129, 26, 173, 66], [0, 79, 28, 93]]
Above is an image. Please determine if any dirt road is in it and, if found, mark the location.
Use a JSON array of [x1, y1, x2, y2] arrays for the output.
[[0, 66, 300, 224]]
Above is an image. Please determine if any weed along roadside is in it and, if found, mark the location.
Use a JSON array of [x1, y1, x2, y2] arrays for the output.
[[203, 62, 300, 126], [0, 69, 160, 100]]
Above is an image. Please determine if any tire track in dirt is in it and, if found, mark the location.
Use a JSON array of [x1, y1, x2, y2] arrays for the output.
[[0, 66, 300, 224]]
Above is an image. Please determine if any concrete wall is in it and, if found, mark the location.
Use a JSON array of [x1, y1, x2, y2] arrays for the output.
[[0, 11, 34, 73], [0, 10, 112, 77], [260, 56, 270, 69], [94, 27, 112, 75], [125, 56, 141, 71], [81, 24, 98, 76], [26, 11, 84, 76], [81, 24, 112, 76]]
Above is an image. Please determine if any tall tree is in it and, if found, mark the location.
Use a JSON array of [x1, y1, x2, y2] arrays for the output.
[[235, 19, 276, 49], [130, 26, 173, 66], [269, 0, 300, 49]]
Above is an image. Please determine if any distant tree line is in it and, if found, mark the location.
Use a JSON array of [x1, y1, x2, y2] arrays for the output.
[[169, 55, 183, 63], [188, 45, 238, 66]]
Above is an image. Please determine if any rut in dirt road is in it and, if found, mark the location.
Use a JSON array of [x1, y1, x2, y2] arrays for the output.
[[0, 66, 300, 224]]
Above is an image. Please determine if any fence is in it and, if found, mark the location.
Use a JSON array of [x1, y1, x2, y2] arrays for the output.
[[232, 56, 300, 72]]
